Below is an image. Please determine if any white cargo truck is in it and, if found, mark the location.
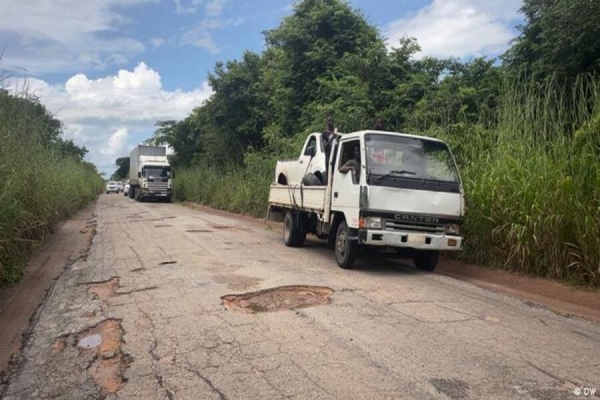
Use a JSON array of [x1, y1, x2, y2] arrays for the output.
[[129, 145, 172, 203], [267, 130, 464, 270]]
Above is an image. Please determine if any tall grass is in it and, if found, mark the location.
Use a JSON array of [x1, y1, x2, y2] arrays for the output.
[[175, 78, 600, 286], [0, 89, 104, 285], [438, 77, 600, 285], [174, 155, 273, 218]]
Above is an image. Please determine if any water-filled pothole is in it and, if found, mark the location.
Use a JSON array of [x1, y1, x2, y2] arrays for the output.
[[52, 319, 131, 396], [221, 285, 334, 313]]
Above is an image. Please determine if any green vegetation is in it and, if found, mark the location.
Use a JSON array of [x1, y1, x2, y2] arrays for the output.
[[163, 0, 600, 285], [111, 157, 130, 181], [0, 88, 104, 285]]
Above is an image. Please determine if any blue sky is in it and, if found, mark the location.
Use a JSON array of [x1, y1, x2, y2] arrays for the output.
[[1, 0, 523, 175]]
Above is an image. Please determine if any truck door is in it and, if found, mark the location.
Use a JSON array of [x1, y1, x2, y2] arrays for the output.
[[331, 139, 362, 229]]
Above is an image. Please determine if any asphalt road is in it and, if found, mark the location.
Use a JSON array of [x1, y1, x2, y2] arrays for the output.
[[2, 194, 599, 399]]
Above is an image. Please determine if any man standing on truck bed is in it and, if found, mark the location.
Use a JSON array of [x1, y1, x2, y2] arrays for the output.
[[321, 115, 338, 184]]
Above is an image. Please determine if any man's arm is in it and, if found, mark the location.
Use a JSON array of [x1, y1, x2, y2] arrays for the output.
[[339, 160, 358, 173]]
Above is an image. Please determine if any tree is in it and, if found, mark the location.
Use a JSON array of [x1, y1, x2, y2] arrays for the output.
[[504, 0, 600, 81], [111, 157, 129, 180]]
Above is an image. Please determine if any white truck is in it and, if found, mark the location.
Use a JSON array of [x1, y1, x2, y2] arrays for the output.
[[129, 145, 172, 203], [267, 130, 464, 270]]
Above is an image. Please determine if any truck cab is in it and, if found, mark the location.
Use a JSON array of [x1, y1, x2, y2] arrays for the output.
[[268, 130, 464, 271], [137, 156, 172, 201]]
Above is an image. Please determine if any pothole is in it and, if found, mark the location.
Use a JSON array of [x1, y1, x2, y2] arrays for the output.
[[52, 319, 132, 396], [86, 277, 156, 299], [221, 285, 334, 313], [88, 277, 120, 301]]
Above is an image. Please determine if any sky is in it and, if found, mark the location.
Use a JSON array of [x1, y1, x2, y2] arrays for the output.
[[0, 0, 523, 176]]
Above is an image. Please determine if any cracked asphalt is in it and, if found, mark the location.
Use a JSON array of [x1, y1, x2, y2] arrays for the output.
[[2, 194, 599, 399]]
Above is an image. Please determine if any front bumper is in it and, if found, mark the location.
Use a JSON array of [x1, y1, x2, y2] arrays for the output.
[[141, 189, 171, 198], [360, 229, 462, 251]]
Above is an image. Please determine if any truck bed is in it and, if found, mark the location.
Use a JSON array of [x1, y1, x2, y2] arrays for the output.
[[268, 184, 327, 212]]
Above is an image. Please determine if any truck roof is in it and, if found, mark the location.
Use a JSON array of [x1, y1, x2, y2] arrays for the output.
[[339, 130, 447, 144]]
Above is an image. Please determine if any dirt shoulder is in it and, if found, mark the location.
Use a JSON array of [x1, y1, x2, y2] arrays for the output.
[[0, 204, 97, 374], [437, 260, 600, 321], [182, 201, 600, 321]]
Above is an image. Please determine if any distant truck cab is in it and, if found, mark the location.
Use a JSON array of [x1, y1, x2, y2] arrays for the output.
[[268, 130, 464, 271], [129, 145, 172, 203]]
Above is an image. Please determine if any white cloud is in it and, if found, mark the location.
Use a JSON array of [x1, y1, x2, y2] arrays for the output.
[[11, 62, 213, 174], [182, 32, 222, 54], [0, 0, 151, 74], [150, 37, 166, 48], [384, 0, 522, 59], [172, 0, 227, 15], [104, 128, 129, 156], [205, 0, 228, 16], [180, 17, 242, 54]]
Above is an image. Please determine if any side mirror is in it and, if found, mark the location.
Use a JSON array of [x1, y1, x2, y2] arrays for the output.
[[307, 147, 316, 158], [138, 172, 141, 178]]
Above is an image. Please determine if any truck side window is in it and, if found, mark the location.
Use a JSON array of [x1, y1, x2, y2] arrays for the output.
[[339, 140, 361, 184], [304, 136, 317, 156]]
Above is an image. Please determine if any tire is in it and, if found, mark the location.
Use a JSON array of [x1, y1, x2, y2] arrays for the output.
[[283, 211, 306, 247], [335, 220, 358, 269], [302, 173, 322, 186], [413, 251, 439, 272]]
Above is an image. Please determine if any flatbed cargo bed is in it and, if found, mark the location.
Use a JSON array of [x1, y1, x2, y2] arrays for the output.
[[268, 184, 327, 213]]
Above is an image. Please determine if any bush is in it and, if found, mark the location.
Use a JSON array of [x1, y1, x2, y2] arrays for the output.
[[0, 90, 103, 285]]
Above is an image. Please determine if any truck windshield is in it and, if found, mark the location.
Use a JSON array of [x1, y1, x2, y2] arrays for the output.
[[365, 134, 459, 188], [143, 167, 170, 179]]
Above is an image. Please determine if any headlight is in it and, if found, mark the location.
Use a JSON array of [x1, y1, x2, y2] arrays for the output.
[[366, 217, 382, 229], [445, 223, 460, 235], [142, 181, 147, 188]]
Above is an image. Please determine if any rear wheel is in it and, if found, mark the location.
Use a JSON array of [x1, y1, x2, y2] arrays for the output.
[[283, 211, 306, 247], [335, 221, 358, 269], [413, 251, 439, 272]]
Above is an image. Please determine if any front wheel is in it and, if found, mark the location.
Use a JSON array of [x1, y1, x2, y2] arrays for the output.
[[283, 211, 306, 247], [335, 220, 358, 269], [413, 251, 439, 272]]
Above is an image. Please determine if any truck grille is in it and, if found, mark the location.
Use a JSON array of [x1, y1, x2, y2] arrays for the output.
[[384, 219, 445, 234], [148, 180, 168, 192]]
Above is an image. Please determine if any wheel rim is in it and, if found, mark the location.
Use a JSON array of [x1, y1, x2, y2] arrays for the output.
[[336, 229, 347, 258]]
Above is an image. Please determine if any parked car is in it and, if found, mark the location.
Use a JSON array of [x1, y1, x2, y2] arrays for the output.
[[117, 182, 124, 192], [124, 181, 130, 196], [106, 181, 119, 194]]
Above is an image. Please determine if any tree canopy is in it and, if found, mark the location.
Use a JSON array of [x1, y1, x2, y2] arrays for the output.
[[152, 0, 600, 168]]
